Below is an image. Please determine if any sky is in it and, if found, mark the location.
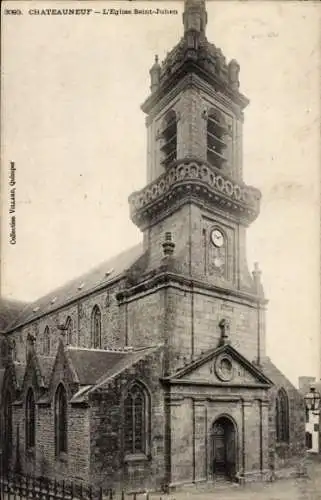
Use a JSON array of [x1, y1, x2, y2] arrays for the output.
[[1, 0, 320, 385]]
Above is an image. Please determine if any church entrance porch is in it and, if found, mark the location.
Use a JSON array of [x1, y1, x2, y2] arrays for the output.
[[211, 415, 237, 481]]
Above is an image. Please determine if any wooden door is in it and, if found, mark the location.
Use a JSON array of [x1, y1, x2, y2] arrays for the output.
[[212, 417, 236, 479]]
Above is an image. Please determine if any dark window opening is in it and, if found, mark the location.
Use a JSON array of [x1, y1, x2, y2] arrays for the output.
[[11, 340, 17, 362], [66, 317, 73, 345], [91, 305, 102, 349], [124, 383, 149, 455], [3, 391, 13, 466], [276, 388, 289, 443], [25, 389, 36, 450], [43, 326, 50, 355], [55, 384, 68, 456], [306, 431, 312, 450]]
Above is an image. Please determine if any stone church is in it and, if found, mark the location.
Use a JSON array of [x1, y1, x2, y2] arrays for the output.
[[0, 0, 305, 493]]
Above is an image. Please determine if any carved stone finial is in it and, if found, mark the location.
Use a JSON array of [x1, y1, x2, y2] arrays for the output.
[[252, 261, 262, 286], [162, 232, 175, 257], [228, 59, 240, 90], [149, 54, 161, 93], [219, 318, 230, 346], [183, 0, 207, 36]]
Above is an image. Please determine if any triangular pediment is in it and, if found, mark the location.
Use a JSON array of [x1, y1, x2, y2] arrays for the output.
[[165, 344, 273, 387]]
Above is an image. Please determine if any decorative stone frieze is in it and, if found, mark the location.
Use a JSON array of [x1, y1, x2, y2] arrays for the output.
[[129, 158, 261, 229]]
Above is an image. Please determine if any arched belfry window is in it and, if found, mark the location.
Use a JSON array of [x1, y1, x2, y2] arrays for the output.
[[55, 384, 68, 456], [161, 110, 177, 168], [124, 382, 150, 456], [43, 326, 50, 355], [65, 316, 73, 345], [206, 109, 227, 169], [276, 388, 289, 443], [91, 305, 102, 349], [25, 388, 36, 450]]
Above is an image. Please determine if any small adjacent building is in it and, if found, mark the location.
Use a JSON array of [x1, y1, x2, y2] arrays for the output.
[[0, 0, 306, 493], [299, 376, 321, 454]]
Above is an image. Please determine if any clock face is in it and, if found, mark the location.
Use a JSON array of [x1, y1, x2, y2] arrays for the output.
[[211, 229, 224, 248]]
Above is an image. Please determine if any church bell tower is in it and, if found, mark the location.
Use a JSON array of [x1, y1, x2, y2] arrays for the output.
[[128, 0, 265, 366], [129, 0, 261, 292]]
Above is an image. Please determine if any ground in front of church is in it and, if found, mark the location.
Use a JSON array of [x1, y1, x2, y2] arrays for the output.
[[146, 455, 321, 500]]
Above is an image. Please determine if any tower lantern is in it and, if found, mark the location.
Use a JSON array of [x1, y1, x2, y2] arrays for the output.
[[183, 0, 208, 37]]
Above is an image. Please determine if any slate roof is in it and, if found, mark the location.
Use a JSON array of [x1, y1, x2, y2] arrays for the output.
[[67, 347, 133, 385], [3, 243, 143, 332], [261, 357, 303, 395], [70, 345, 162, 403]]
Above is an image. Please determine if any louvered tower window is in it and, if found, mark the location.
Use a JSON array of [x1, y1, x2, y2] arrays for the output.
[[161, 110, 177, 168], [207, 109, 227, 169]]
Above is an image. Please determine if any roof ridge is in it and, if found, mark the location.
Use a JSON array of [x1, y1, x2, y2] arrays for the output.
[[4, 242, 144, 332], [91, 344, 162, 390], [66, 346, 137, 353]]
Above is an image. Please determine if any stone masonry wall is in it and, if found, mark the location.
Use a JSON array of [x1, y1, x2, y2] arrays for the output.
[[126, 289, 165, 348], [8, 279, 126, 367], [14, 345, 91, 482], [89, 348, 165, 492], [169, 388, 269, 486], [166, 285, 261, 373], [262, 359, 306, 476]]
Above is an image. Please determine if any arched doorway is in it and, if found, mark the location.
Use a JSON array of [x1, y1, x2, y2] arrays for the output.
[[211, 416, 237, 480]]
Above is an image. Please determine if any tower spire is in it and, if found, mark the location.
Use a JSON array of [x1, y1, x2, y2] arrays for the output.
[[183, 0, 207, 36]]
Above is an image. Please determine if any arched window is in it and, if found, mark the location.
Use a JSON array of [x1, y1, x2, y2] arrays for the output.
[[11, 340, 17, 362], [25, 388, 36, 450], [3, 391, 12, 466], [161, 110, 177, 168], [124, 382, 150, 455], [276, 388, 289, 443], [91, 305, 101, 349], [55, 384, 68, 456], [43, 326, 50, 355], [206, 109, 227, 169], [65, 317, 73, 345]]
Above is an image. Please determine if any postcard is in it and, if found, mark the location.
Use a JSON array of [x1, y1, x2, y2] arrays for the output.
[[1, 1, 320, 498]]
